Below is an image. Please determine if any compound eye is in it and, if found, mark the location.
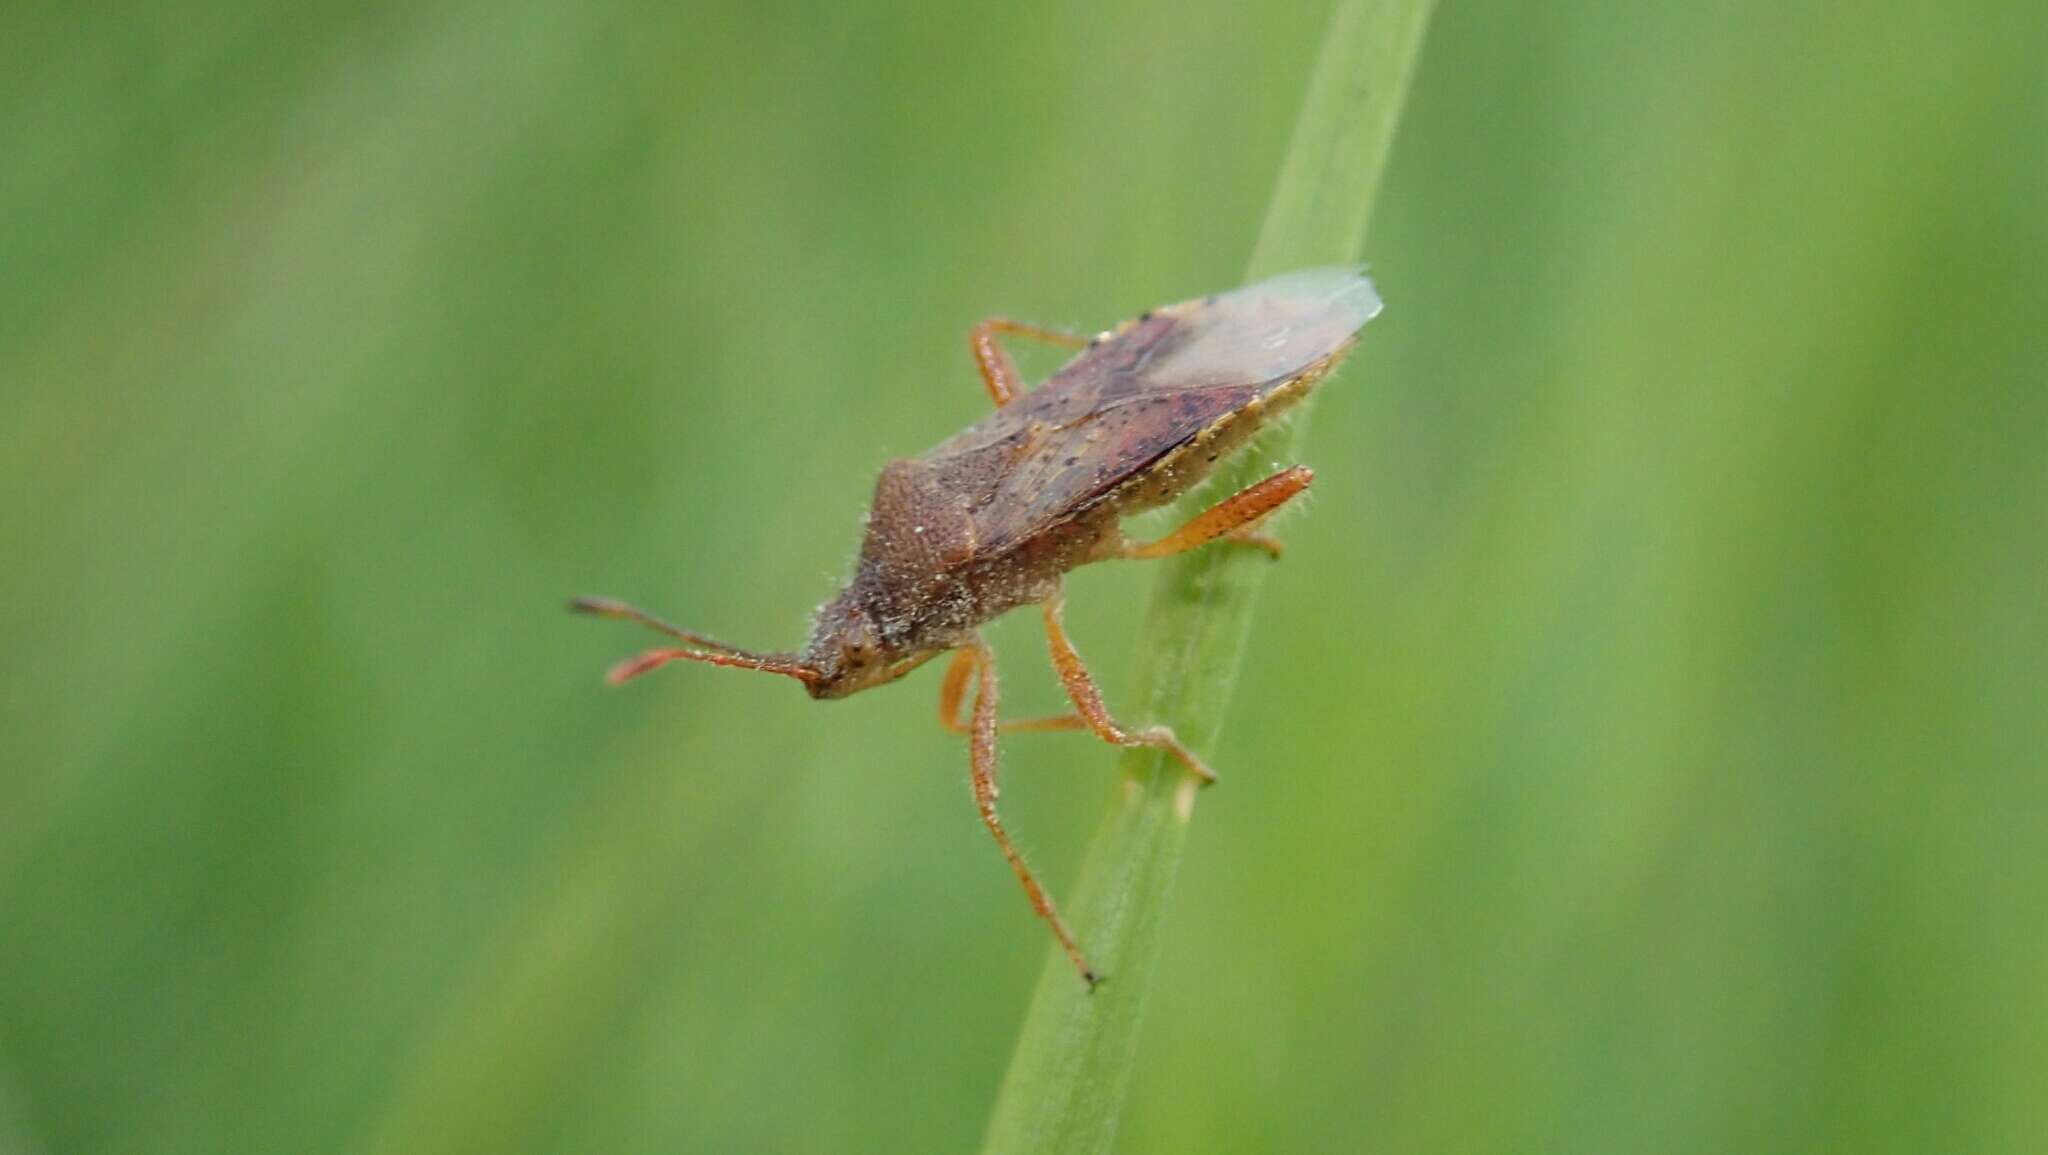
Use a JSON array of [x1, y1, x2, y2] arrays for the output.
[[844, 639, 875, 670]]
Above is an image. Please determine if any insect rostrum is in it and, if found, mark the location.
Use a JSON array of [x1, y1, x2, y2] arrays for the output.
[[575, 267, 1382, 987]]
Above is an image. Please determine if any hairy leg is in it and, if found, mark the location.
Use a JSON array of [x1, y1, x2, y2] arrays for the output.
[[1120, 466, 1313, 561], [970, 318, 1087, 407], [959, 639, 1098, 987], [1039, 588, 1217, 785]]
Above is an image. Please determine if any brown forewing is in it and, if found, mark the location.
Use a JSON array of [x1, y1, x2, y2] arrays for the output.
[[916, 272, 1376, 556]]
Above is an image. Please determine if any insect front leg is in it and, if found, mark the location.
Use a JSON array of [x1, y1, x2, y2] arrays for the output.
[[970, 318, 1087, 407], [959, 640, 1099, 988], [1120, 466, 1314, 561], [1040, 589, 1218, 785]]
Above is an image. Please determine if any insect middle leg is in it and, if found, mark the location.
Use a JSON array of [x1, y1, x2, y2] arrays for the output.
[[956, 639, 1099, 988], [1120, 466, 1314, 561], [1040, 588, 1218, 785], [938, 649, 1089, 736], [935, 612, 1217, 785], [970, 318, 1087, 407]]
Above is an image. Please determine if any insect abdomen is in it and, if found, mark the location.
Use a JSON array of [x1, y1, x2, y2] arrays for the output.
[[1099, 357, 1330, 520]]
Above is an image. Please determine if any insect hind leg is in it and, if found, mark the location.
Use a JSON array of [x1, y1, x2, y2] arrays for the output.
[[1120, 466, 1313, 561]]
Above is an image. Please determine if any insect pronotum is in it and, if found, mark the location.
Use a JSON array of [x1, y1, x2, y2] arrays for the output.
[[575, 268, 1382, 987]]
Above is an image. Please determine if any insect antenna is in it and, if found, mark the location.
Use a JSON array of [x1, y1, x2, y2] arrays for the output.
[[569, 596, 818, 688], [569, 596, 759, 654]]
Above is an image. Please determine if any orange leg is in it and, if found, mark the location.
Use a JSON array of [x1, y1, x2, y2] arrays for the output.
[[1041, 590, 1218, 785], [937, 647, 1089, 736], [958, 640, 1098, 988], [971, 318, 1087, 407], [1121, 466, 1314, 561]]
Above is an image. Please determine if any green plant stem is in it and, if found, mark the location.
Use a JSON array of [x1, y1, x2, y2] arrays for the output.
[[977, 2, 1435, 1152]]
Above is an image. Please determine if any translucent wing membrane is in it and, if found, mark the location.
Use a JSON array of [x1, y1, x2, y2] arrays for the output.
[[1125, 267, 1381, 391]]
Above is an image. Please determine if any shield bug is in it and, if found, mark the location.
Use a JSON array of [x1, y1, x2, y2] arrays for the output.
[[575, 267, 1382, 987]]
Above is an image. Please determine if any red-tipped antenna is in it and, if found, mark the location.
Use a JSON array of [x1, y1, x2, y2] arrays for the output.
[[570, 597, 817, 688]]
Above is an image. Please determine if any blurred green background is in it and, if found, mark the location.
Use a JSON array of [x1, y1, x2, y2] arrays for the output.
[[4, 0, 2045, 1152]]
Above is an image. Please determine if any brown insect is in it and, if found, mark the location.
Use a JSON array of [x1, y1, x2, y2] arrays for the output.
[[574, 268, 1382, 986]]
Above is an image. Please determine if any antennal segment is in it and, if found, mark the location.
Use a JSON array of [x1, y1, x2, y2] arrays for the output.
[[569, 596, 756, 656], [571, 595, 818, 687], [604, 646, 818, 687]]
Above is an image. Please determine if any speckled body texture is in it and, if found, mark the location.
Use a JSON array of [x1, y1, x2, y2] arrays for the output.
[[801, 268, 1381, 697]]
